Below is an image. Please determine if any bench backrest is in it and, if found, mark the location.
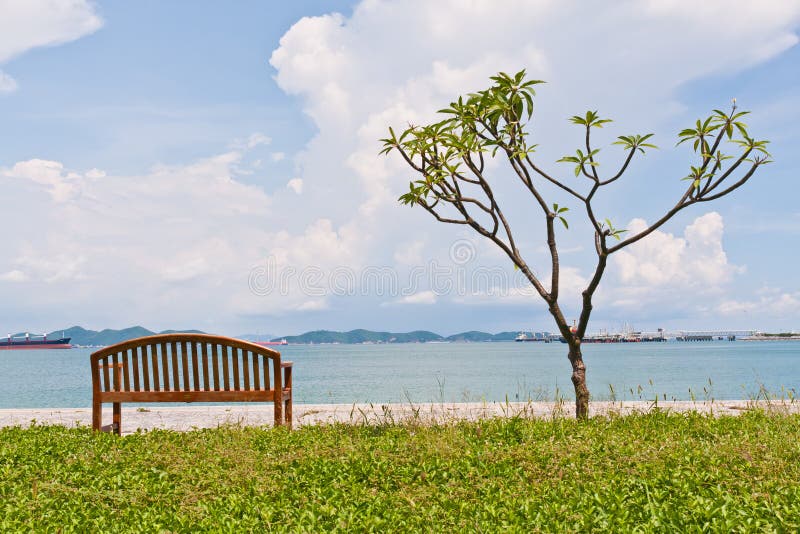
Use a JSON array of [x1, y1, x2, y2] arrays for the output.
[[91, 334, 283, 400]]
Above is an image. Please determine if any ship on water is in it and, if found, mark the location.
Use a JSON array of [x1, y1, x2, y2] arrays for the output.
[[515, 332, 553, 342], [1, 332, 72, 350], [254, 339, 288, 347]]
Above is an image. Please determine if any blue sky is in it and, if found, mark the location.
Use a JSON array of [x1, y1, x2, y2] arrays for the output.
[[1, 0, 799, 336]]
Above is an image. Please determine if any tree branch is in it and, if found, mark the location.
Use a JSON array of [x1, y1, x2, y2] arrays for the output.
[[698, 162, 760, 202], [585, 125, 600, 183], [523, 155, 587, 201], [607, 186, 695, 254], [599, 147, 636, 186]]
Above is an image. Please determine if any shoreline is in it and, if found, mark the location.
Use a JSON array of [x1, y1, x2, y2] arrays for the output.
[[1, 400, 798, 435]]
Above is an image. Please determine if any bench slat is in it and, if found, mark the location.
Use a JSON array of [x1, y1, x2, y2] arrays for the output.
[[242, 350, 250, 390], [191, 342, 200, 391], [122, 351, 131, 391], [233, 347, 242, 391], [211, 343, 220, 391], [151, 344, 160, 391], [181, 341, 190, 391], [252, 351, 260, 390], [98, 390, 277, 403], [170, 342, 179, 392], [112, 353, 121, 392], [142, 345, 151, 391], [131, 347, 140, 392], [221, 344, 230, 391], [160, 342, 170, 392], [102, 357, 111, 392], [201, 342, 210, 391]]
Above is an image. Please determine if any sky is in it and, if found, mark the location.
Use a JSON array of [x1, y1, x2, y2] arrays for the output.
[[1, 0, 799, 337]]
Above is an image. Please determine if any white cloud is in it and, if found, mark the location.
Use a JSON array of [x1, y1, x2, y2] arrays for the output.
[[3, 159, 84, 202], [286, 178, 303, 194], [270, 152, 285, 162], [717, 288, 800, 317], [0, 139, 367, 328], [0, 69, 18, 93], [0, 0, 102, 93], [244, 132, 271, 149], [608, 212, 744, 310], [0, 270, 28, 282], [15, 252, 87, 283], [393, 240, 425, 266], [453, 266, 583, 308], [396, 290, 437, 305], [297, 299, 329, 311]]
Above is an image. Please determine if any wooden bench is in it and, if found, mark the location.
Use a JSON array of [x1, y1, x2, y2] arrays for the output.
[[90, 333, 292, 435]]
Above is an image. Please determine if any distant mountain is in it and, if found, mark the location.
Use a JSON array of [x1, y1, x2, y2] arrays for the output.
[[277, 329, 444, 344], [236, 333, 277, 342], [445, 331, 520, 342], [21, 326, 526, 347], [274, 329, 523, 344], [46, 326, 206, 347], [445, 330, 493, 342], [490, 331, 523, 341], [159, 329, 205, 335]]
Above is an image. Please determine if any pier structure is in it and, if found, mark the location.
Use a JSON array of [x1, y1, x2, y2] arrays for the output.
[[671, 330, 755, 342]]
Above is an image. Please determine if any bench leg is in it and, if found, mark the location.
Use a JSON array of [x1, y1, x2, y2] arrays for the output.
[[285, 395, 292, 429], [112, 402, 121, 436], [92, 397, 102, 431], [274, 397, 283, 428]]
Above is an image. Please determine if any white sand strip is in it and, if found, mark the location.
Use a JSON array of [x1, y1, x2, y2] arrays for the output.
[[0, 400, 797, 435]]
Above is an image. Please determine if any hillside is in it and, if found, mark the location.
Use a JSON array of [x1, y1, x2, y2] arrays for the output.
[[277, 329, 444, 344], [47, 326, 205, 347], [444, 331, 520, 342], [21, 326, 524, 346], [275, 329, 522, 344]]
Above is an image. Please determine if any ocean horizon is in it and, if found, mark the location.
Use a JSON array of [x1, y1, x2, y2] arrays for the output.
[[1, 340, 798, 408]]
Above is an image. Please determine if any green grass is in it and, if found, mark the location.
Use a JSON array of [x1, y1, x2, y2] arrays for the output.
[[2, 411, 799, 532]]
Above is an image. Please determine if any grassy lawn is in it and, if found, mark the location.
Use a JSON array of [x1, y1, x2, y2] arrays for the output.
[[1, 410, 799, 532]]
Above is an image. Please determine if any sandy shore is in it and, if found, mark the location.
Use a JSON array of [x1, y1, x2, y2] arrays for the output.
[[1, 400, 797, 435]]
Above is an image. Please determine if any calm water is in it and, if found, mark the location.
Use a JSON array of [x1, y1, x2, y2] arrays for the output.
[[0, 341, 798, 408]]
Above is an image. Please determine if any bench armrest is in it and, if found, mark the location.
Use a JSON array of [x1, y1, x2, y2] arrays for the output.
[[281, 361, 293, 390]]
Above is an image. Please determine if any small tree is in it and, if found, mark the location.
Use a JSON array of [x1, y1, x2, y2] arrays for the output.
[[381, 71, 770, 418]]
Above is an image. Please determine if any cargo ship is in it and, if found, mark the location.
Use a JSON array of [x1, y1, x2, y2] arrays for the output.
[[1, 333, 72, 350], [515, 332, 553, 342]]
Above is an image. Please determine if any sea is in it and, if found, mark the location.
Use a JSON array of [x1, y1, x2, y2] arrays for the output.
[[0, 341, 798, 408]]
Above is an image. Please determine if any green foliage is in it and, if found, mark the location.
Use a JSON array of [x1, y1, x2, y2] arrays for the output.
[[569, 110, 612, 129], [612, 133, 657, 153], [381, 70, 544, 206], [557, 148, 601, 177], [552, 203, 569, 229], [677, 104, 771, 175], [601, 218, 627, 241], [1, 412, 799, 531]]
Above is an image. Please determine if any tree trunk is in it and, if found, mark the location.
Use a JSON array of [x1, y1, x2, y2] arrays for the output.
[[568, 342, 590, 418]]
